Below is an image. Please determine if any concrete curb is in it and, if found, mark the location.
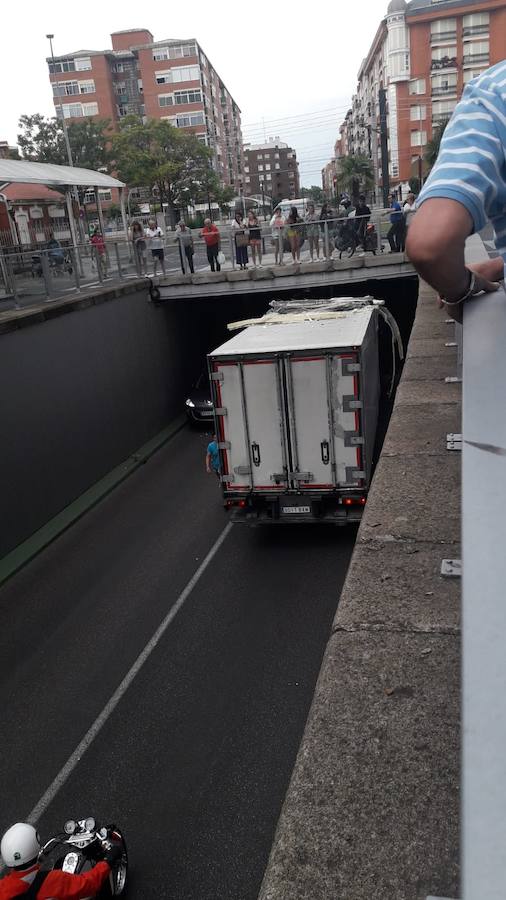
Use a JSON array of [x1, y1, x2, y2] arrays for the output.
[[258, 279, 461, 900], [0, 414, 187, 587]]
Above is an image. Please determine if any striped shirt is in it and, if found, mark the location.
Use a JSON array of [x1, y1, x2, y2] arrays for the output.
[[418, 60, 506, 266]]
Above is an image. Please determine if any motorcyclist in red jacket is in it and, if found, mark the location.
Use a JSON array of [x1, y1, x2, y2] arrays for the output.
[[0, 822, 121, 899]]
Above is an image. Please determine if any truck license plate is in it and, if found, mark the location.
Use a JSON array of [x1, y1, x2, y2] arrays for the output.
[[282, 505, 311, 515], [201, 410, 213, 417]]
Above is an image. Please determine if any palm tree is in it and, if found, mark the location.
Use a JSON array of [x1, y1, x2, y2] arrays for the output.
[[338, 154, 374, 205], [425, 116, 451, 171]]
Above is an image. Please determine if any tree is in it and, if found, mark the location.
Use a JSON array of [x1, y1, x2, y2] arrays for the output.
[[409, 176, 421, 194], [338, 154, 374, 205], [17, 114, 112, 171], [112, 118, 215, 224], [307, 185, 324, 204], [425, 117, 450, 171]]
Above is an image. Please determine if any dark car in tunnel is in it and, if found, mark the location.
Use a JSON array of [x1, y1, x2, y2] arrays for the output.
[[185, 372, 214, 426]]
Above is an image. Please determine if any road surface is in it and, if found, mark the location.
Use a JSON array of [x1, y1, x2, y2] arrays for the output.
[[0, 425, 355, 899]]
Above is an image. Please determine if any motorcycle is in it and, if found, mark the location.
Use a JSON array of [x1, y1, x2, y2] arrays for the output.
[[39, 816, 128, 897]]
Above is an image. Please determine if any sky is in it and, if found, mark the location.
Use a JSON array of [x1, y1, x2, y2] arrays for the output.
[[1, 0, 388, 187]]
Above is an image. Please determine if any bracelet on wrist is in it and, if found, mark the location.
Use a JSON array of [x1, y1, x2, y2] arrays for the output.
[[440, 271, 476, 307]]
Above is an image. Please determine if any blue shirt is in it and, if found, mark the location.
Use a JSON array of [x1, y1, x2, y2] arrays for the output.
[[207, 440, 220, 472], [390, 202, 402, 224], [418, 60, 506, 271]]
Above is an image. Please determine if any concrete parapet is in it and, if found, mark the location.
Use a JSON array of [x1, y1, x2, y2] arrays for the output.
[[191, 271, 226, 284], [160, 273, 193, 286], [226, 269, 251, 282], [250, 267, 275, 281], [272, 263, 300, 277], [299, 260, 333, 274], [365, 251, 405, 267], [332, 256, 364, 270], [259, 278, 460, 900]]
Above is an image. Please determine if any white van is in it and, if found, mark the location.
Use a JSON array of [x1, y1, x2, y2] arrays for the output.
[[275, 198, 312, 218]]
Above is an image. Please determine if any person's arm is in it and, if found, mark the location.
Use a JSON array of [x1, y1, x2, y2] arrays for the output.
[[43, 862, 110, 898], [206, 450, 211, 473]]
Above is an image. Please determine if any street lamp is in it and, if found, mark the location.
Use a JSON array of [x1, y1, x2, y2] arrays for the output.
[[46, 34, 74, 169]]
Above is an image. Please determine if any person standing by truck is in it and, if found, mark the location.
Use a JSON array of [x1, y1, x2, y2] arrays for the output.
[[206, 433, 220, 479]]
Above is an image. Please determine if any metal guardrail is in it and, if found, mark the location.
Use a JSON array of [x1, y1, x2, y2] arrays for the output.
[[0, 209, 403, 309]]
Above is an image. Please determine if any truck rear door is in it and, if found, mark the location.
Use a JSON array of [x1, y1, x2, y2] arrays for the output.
[[284, 353, 363, 490], [211, 359, 288, 492]]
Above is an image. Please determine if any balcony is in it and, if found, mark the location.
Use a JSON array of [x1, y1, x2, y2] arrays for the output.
[[431, 56, 458, 71]]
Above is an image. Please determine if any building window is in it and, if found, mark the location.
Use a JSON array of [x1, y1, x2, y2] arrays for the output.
[[158, 95, 173, 107], [274, 152, 279, 159], [117, 105, 129, 117], [409, 78, 426, 94], [78, 80, 95, 94], [463, 41, 489, 66], [463, 12, 489, 37], [410, 130, 427, 147], [410, 105, 427, 121], [75, 57, 92, 71], [275, 162, 280, 169], [431, 45, 457, 71], [257, 154, 263, 160], [431, 72, 457, 95], [155, 65, 200, 85], [266, 173, 272, 181], [175, 112, 205, 127], [430, 18, 456, 42], [245, 176, 251, 183], [265, 164, 271, 171], [244, 166, 249, 173], [258, 164, 264, 171], [463, 67, 487, 84], [174, 89, 202, 104], [48, 57, 76, 74], [53, 80, 79, 96], [432, 98, 457, 120], [153, 44, 196, 61]]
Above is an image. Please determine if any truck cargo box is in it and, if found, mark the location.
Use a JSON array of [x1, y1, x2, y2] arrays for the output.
[[208, 304, 381, 524]]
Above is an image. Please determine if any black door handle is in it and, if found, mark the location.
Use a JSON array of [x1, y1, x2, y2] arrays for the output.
[[321, 440, 330, 465], [252, 443, 261, 467]]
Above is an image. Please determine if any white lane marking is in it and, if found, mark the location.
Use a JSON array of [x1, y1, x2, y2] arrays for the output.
[[26, 521, 233, 826]]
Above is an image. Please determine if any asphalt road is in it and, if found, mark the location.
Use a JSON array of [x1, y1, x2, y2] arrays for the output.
[[0, 425, 356, 899]]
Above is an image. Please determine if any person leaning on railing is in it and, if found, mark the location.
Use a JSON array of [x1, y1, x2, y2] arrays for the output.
[[406, 60, 506, 323]]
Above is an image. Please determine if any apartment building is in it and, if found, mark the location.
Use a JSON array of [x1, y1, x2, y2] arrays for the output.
[[321, 138, 343, 200], [47, 30, 244, 189], [243, 138, 300, 204], [330, 0, 506, 197]]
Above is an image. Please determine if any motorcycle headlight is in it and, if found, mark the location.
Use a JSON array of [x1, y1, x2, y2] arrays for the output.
[[185, 399, 195, 408], [64, 820, 76, 835], [84, 817, 95, 832]]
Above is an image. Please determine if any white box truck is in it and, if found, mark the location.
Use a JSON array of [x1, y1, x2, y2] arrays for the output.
[[208, 301, 385, 525]]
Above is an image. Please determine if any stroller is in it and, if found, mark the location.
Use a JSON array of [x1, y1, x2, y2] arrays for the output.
[[334, 218, 359, 259]]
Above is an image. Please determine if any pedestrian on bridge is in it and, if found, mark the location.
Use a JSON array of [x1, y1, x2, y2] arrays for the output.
[[231, 211, 249, 270], [247, 210, 262, 266], [201, 218, 221, 272], [145, 219, 166, 276], [286, 206, 302, 262], [386, 195, 405, 253], [130, 220, 147, 275], [270, 208, 285, 265], [406, 60, 505, 322], [305, 202, 320, 261], [174, 221, 195, 274]]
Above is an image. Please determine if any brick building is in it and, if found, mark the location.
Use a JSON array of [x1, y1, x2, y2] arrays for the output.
[[243, 138, 300, 206], [47, 30, 244, 190], [329, 0, 506, 198]]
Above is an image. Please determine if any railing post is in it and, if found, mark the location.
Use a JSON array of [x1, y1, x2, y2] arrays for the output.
[[40, 251, 55, 300], [278, 228, 284, 265], [94, 246, 103, 283], [114, 242, 124, 279], [69, 246, 81, 292], [230, 230, 236, 270], [5, 255, 20, 309], [324, 221, 330, 260]]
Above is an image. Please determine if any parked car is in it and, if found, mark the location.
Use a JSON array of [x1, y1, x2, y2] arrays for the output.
[[184, 372, 214, 425]]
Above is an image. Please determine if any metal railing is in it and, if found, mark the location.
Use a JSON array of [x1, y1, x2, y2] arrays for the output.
[[0, 210, 406, 309]]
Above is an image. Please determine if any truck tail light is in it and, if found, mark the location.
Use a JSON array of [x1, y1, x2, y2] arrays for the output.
[[343, 496, 366, 507]]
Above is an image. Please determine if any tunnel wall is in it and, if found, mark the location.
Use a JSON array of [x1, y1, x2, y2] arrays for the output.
[[0, 288, 207, 558]]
